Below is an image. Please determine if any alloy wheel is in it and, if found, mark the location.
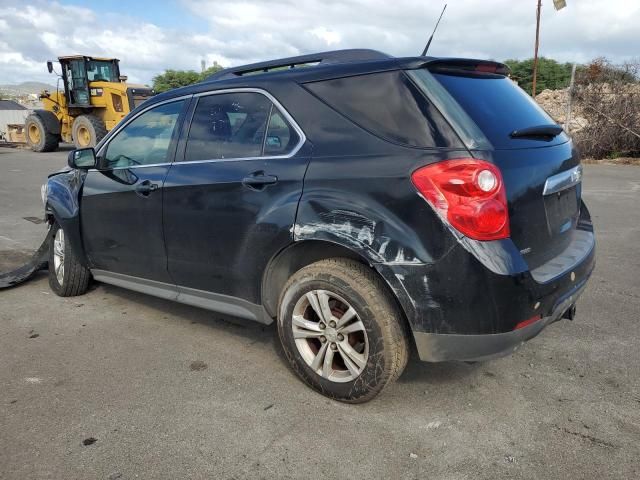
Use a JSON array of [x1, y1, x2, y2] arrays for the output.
[[291, 289, 369, 383], [53, 228, 65, 285]]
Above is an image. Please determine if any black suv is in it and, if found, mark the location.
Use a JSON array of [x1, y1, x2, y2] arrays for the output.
[[42, 49, 595, 402]]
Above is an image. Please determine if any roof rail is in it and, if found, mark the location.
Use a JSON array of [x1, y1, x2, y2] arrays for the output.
[[205, 49, 391, 82]]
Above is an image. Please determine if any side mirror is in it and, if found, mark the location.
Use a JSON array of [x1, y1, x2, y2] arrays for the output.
[[47, 61, 54, 74], [119, 75, 128, 82], [68, 148, 97, 169]]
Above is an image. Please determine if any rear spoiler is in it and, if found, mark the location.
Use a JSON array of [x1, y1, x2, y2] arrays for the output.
[[206, 49, 391, 82], [422, 58, 510, 76]]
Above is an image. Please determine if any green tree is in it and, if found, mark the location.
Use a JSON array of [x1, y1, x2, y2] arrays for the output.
[[200, 62, 224, 79], [152, 62, 224, 93], [504, 57, 573, 95]]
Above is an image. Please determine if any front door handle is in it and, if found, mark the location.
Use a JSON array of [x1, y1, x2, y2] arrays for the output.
[[135, 180, 159, 197], [242, 172, 278, 190]]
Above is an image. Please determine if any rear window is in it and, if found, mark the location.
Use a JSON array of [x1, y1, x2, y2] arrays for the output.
[[421, 70, 566, 149], [304, 71, 463, 149]]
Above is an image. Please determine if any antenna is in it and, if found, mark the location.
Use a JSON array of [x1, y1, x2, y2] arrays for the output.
[[421, 4, 447, 56]]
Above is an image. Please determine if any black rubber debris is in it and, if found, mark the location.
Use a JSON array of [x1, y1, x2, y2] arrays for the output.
[[82, 437, 97, 446], [23, 216, 45, 224], [0, 228, 51, 289]]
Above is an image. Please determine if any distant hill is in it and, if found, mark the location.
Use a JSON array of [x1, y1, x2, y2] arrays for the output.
[[0, 81, 56, 95]]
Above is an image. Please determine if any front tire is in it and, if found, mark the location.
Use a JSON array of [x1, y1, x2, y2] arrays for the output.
[[48, 224, 91, 297], [72, 114, 107, 149], [278, 258, 409, 403]]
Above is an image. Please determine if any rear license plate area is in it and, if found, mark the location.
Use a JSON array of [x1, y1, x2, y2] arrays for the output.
[[544, 186, 579, 235]]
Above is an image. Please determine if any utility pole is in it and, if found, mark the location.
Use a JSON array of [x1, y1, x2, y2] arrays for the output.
[[533, 0, 567, 97], [564, 63, 577, 134], [532, 0, 542, 97]]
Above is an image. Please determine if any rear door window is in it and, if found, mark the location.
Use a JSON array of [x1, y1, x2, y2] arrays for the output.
[[422, 69, 567, 149], [304, 71, 463, 149], [183, 92, 302, 162], [185, 92, 271, 161], [264, 109, 300, 156]]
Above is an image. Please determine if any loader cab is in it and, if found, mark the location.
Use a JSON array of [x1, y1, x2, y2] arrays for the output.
[[59, 56, 121, 107]]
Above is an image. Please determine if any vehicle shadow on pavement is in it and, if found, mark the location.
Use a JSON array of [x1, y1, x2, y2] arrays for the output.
[[95, 282, 291, 359], [91, 282, 483, 388], [13, 277, 479, 390], [398, 357, 478, 384]]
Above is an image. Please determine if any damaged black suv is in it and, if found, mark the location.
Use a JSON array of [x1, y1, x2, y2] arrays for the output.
[[42, 49, 595, 402]]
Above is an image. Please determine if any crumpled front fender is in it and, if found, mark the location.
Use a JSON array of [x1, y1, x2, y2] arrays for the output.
[[45, 169, 88, 267]]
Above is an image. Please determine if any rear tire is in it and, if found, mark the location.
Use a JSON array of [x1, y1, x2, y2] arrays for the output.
[[72, 114, 107, 149], [278, 258, 409, 403], [48, 223, 91, 297], [25, 114, 59, 152]]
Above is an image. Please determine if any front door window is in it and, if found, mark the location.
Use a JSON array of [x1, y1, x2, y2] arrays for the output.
[[103, 100, 185, 169]]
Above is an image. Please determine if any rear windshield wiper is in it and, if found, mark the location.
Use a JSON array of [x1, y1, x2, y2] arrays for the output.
[[510, 124, 564, 139]]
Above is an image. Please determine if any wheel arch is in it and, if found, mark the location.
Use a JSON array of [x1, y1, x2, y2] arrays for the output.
[[261, 240, 414, 341]]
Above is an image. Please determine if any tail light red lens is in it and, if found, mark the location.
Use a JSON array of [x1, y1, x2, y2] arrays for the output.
[[411, 158, 510, 241]]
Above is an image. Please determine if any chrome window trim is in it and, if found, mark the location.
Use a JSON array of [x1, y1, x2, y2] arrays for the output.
[[90, 88, 306, 172], [543, 165, 583, 196]]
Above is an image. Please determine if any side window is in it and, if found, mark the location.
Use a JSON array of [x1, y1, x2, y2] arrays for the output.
[[304, 71, 463, 148], [185, 93, 271, 162], [264, 109, 300, 156], [104, 100, 184, 168]]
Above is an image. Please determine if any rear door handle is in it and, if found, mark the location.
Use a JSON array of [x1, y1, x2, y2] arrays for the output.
[[135, 180, 159, 197], [242, 173, 278, 190]]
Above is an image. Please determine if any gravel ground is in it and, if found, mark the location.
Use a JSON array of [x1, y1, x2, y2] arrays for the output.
[[1, 147, 639, 479]]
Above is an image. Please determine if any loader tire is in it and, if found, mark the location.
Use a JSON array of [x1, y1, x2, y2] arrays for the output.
[[25, 114, 59, 152], [72, 114, 107, 149]]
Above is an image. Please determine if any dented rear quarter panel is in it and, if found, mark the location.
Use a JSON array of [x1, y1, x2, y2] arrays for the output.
[[288, 85, 540, 336], [294, 147, 468, 334]]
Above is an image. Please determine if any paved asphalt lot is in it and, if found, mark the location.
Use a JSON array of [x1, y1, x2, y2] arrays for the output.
[[1, 146, 639, 479]]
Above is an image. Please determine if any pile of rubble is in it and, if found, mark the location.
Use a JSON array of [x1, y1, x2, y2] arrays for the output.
[[535, 88, 588, 133], [535, 89, 568, 121]]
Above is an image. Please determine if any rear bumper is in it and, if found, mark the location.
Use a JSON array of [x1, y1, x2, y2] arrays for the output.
[[374, 205, 595, 363], [413, 275, 589, 362]]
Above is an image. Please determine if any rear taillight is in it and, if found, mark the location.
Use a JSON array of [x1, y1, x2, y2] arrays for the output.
[[411, 158, 510, 241]]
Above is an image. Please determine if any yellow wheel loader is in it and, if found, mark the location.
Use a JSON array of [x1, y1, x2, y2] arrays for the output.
[[25, 56, 155, 152]]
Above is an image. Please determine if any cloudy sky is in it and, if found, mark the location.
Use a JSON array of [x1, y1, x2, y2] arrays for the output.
[[0, 0, 638, 85]]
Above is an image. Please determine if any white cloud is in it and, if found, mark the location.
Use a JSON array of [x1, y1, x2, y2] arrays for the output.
[[310, 27, 342, 47], [0, 0, 638, 85]]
